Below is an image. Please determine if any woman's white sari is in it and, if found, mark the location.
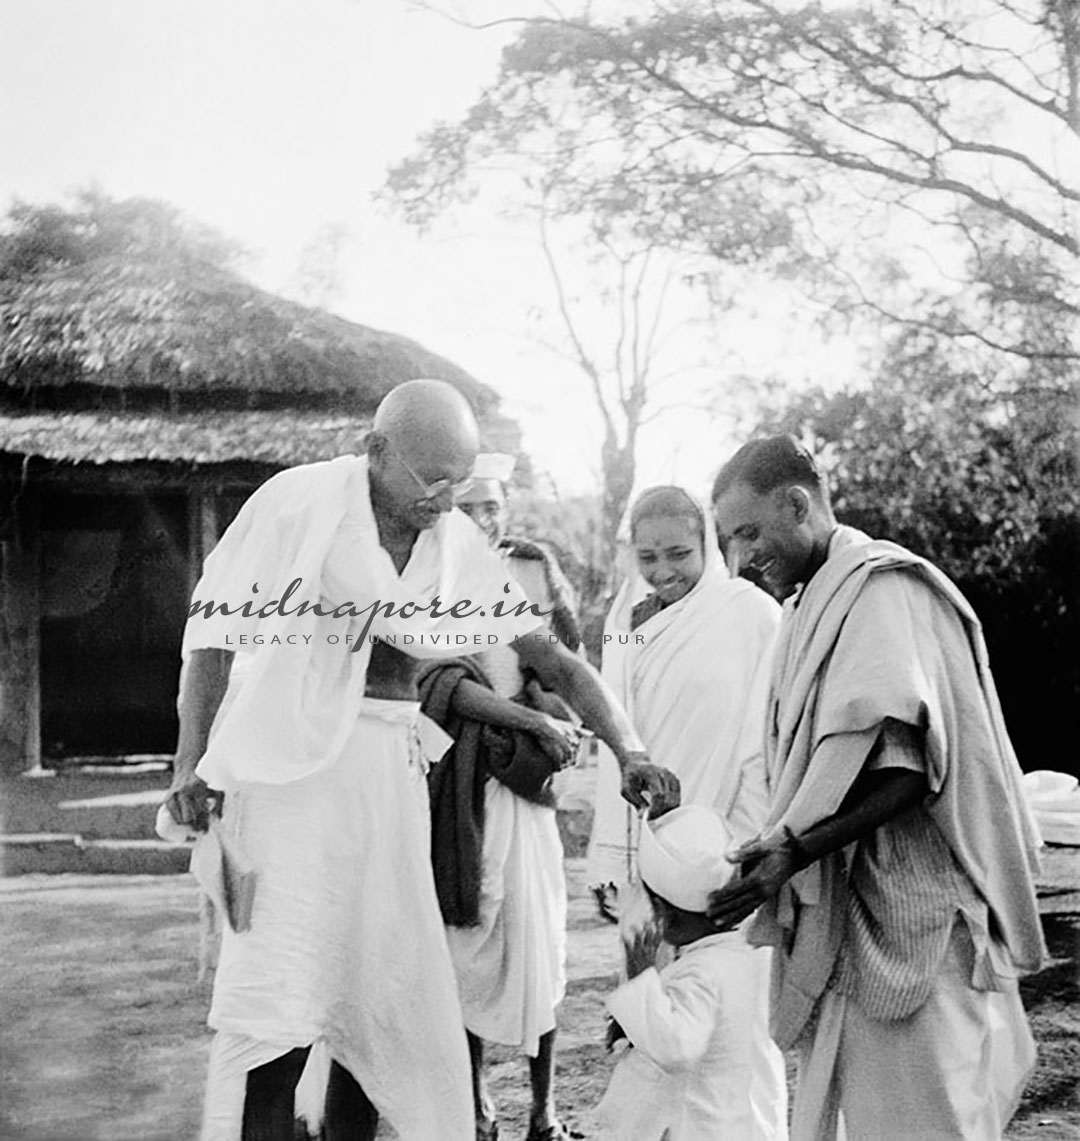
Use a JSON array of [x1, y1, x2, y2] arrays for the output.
[[585, 492, 790, 1138], [586, 495, 781, 886]]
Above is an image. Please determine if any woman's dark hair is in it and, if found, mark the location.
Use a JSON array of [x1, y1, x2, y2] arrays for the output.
[[629, 486, 705, 541]]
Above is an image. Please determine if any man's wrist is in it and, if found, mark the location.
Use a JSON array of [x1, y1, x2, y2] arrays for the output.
[[780, 826, 811, 871], [519, 706, 548, 733], [171, 758, 203, 785], [617, 747, 649, 770]]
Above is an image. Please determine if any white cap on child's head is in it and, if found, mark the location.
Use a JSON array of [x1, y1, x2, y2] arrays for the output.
[[638, 805, 735, 913]]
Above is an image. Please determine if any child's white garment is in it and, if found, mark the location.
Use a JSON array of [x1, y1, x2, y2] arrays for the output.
[[596, 930, 787, 1141]]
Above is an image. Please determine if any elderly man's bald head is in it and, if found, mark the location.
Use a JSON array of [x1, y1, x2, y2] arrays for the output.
[[372, 379, 480, 458], [367, 379, 482, 531]]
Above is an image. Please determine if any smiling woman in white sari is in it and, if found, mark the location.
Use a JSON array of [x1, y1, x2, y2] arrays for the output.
[[585, 485, 789, 1137], [588, 486, 782, 881]]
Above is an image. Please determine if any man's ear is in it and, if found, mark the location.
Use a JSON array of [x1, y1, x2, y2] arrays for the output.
[[786, 484, 812, 524], [364, 430, 386, 459]]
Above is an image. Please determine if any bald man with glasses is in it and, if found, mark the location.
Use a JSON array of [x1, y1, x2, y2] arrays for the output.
[[165, 380, 678, 1141]]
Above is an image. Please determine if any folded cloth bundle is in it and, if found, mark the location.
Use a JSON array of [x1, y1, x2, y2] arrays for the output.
[[1022, 770, 1080, 847], [155, 804, 257, 931]]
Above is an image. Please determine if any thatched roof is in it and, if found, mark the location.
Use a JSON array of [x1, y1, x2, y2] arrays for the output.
[[0, 409, 373, 466], [0, 251, 496, 410]]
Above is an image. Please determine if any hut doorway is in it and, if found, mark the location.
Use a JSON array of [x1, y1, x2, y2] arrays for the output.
[[39, 491, 190, 762]]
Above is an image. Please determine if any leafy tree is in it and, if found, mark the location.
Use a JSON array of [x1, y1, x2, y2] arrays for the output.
[[389, 0, 1078, 661], [0, 188, 243, 280], [389, 166, 742, 580], [391, 0, 1078, 374]]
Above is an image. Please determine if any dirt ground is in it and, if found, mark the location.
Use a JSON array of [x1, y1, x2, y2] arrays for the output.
[[1, 863, 1077, 1141]]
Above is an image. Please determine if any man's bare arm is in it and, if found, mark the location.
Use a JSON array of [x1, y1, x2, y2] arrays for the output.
[[447, 676, 580, 768], [165, 647, 234, 831], [707, 767, 927, 930], [513, 637, 680, 814]]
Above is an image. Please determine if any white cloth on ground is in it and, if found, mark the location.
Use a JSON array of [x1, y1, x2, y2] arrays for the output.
[[1022, 769, 1080, 846], [597, 931, 788, 1141]]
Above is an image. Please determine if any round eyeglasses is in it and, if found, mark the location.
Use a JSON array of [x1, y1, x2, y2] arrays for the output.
[[389, 441, 474, 503]]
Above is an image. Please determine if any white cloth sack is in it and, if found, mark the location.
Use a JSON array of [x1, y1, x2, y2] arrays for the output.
[[1023, 770, 1080, 846]]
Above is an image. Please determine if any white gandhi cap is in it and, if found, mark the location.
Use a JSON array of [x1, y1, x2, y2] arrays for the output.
[[637, 805, 736, 913], [471, 453, 517, 482]]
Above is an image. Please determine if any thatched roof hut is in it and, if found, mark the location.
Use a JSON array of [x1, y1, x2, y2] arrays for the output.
[[0, 247, 513, 460], [0, 217, 516, 773]]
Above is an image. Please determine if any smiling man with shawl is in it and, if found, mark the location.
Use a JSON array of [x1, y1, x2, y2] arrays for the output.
[[709, 435, 1045, 1141], [163, 380, 677, 1141], [585, 485, 789, 1138]]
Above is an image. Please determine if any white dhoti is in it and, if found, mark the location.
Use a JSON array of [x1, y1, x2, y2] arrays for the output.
[[445, 779, 567, 1056], [200, 699, 473, 1141], [793, 925, 1037, 1141]]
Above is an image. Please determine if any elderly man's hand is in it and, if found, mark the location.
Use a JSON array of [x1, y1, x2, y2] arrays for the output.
[[706, 834, 800, 931], [164, 773, 219, 833], [620, 756, 681, 818], [528, 711, 582, 770]]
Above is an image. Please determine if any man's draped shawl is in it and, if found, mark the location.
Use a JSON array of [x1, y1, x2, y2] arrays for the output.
[[182, 455, 540, 789], [749, 526, 1045, 1048]]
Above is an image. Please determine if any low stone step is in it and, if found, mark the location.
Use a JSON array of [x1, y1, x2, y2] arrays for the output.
[[0, 760, 602, 873], [52, 788, 167, 840], [2, 770, 172, 839], [1, 833, 191, 876]]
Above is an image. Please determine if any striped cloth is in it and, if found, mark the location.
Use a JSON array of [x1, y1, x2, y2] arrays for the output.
[[834, 795, 991, 1020]]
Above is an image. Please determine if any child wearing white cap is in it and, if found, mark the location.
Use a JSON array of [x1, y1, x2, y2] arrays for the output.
[[594, 805, 788, 1140]]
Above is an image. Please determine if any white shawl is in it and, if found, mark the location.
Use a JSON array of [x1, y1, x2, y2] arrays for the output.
[[184, 455, 540, 788]]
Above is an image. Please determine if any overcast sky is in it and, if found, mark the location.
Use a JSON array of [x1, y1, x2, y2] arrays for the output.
[[0, 0, 852, 498]]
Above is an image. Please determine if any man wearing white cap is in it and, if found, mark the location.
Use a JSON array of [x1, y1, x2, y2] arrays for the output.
[[595, 806, 788, 1140], [420, 454, 589, 1141]]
